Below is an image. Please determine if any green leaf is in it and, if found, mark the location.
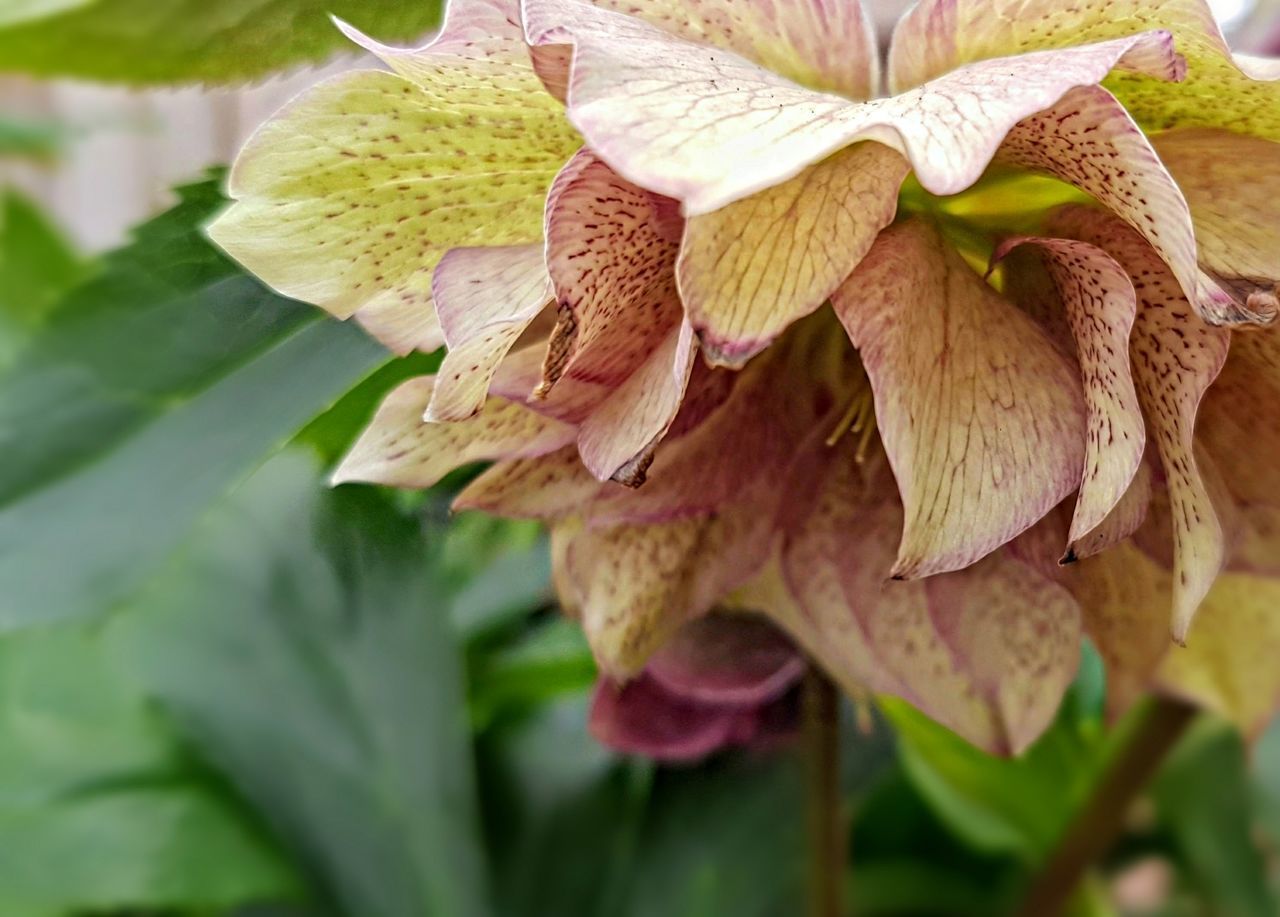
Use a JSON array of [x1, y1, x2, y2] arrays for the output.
[[0, 175, 387, 631], [881, 693, 1099, 858], [0, 622, 298, 915], [109, 453, 492, 917], [0, 0, 444, 85], [0, 189, 88, 337], [1153, 719, 1274, 917]]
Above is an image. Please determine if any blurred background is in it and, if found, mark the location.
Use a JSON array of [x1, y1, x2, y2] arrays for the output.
[[2, 1, 1280, 916]]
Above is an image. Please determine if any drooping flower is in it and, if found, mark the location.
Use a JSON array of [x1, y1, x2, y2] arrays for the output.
[[210, 0, 1280, 755]]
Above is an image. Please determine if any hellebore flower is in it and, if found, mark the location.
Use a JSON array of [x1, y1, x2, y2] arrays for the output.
[[210, 0, 1280, 755]]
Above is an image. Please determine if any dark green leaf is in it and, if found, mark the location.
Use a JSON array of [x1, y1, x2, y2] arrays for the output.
[[0, 622, 298, 915], [0, 0, 444, 84], [0, 189, 88, 338], [110, 453, 492, 917], [0, 176, 387, 631]]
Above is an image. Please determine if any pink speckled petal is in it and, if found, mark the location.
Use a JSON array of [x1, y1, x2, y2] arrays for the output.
[[998, 85, 1266, 326], [888, 0, 1280, 143], [523, 0, 1182, 213], [779, 452, 1081, 755], [453, 445, 603, 518], [830, 220, 1087, 580], [677, 142, 908, 367], [1152, 129, 1280, 320], [1050, 205, 1229, 642], [530, 0, 880, 102], [426, 244, 553, 421], [991, 236, 1145, 560], [208, 0, 578, 355], [332, 376, 575, 488], [557, 498, 777, 676]]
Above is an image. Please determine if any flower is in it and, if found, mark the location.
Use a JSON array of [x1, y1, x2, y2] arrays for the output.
[[209, 0, 1280, 755]]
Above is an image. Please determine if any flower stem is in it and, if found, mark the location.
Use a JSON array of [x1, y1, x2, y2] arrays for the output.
[[1015, 695, 1197, 917], [804, 667, 845, 917]]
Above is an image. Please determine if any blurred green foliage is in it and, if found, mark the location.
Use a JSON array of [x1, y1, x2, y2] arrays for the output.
[[0, 0, 444, 84]]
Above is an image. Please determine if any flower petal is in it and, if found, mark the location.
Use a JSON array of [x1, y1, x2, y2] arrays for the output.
[[1198, 331, 1280, 509], [780, 453, 1081, 755], [426, 244, 553, 421], [646, 613, 805, 706], [992, 236, 1145, 559], [533, 0, 880, 102], [523, 0, 1182, 213], [1050, 205, 1230, 641], [831, 220, 1088, 579], [331, 376, 575, 487], [208, 30, 578, 353], [557, 501, 775, 676], [1152, 128, 1280, 319], [677, 142, 908, 366], [453, 445, 602, 517], [575, 319, 698, 484], [589, 674, 739, 760], [998, 85, 1264, 325], [889, 0, 1280, 142]]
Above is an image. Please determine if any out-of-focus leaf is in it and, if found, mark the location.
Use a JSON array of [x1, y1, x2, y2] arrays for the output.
[[480, 692, 893, 917], [880, 695, 1097, 858], [0, 0, 443, 84], [110, 453, 491, 917], [451, 533, 553, 643], [294, 350, 439, 465], [0, 176, 387, 631], [0, 623, 298, 915], [1254, 716, 1280, 845], [0, 0, 91, 27], [470, 617, 595, 728], [1153, 719, 1273, 917], [0, 189, 87, 334], [851, 766, 1020, 917], [881, 649, 1107, 859]]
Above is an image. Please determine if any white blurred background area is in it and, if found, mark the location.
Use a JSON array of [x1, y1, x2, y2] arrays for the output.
[[1, 0, 1277, 254]]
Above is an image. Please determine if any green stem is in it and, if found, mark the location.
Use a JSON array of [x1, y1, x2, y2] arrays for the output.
[[804, 668, 845, 917], [1015, 695, 1197, 917]]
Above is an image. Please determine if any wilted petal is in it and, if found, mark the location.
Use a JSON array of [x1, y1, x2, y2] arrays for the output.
[[678, 143, 908, 366], [1051, 205, 1229, 641], [647, 614, 805, 705], [888, 0, 1280, 143], [831, 220, 1087, 579], [998, 85, 1262, 325], [208, 25, 579, 353], [1152, 129, 1280, 320], [332, 377, 575, 487], [426, 244, 553, 421], [781, 453, 1081, 755], [524, 0, 1182, 213], [992, 236, 1145, 559]]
